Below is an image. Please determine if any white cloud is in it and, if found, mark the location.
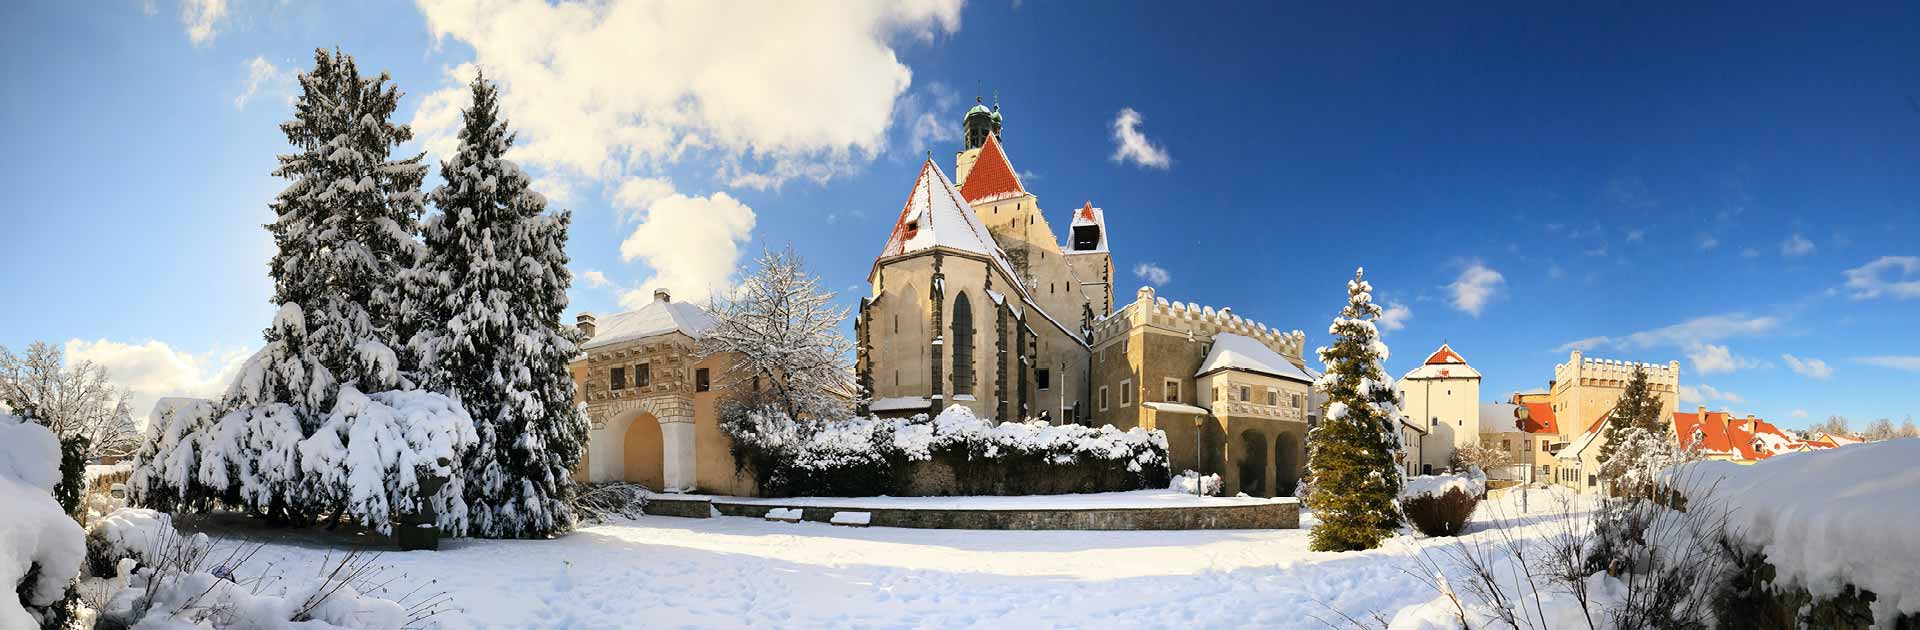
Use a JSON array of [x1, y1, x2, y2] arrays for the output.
[[1790, 409, 1808, 419], [615, 185, 757, 306], [897, 82, 959, 160], [1741, 247, 1760, 258], [64, 338, 251, 424], [411, 0, 962, 191], [1781, 233, 1815, 257], [1556, 313, 1779, 353], [1377, 301, 1411, 332], [1841, 256, 1920, 300], [1855, 356, 1920, 371], [1780, 354, 1833, 379], [180, 0, 229, 45], [1687, 342, 1765, 375], [1446, 262, 1504, 317], [1699, 234, 1720, 250], [578, 269, 610, 288], [1547, 263, 1566, 279], [1678, 383, 1744, 405], [233, 56, 289, 110], [1626, 229, 1645, 242], [1132, 262, 1170, 287], [1109, 108, 1170, 169], [612, 177, 678, 223]]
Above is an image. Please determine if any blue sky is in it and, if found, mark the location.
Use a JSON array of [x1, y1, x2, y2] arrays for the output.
[[3, 1, 1916, 428]]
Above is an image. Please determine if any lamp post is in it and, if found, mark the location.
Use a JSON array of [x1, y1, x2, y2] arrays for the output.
[[1194, 413, 1207, 499], [1515, 407, 1531, 514]]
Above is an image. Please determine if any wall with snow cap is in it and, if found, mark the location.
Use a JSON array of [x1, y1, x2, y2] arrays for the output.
[[1092, 286, 1306, 362]]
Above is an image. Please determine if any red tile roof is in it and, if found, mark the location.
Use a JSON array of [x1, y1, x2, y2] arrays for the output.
[[1519, 402, 1558, 434], [958, 133, 1026, 203], [1424, 344, 1468, 365], [1672, 411, 1797, 460]]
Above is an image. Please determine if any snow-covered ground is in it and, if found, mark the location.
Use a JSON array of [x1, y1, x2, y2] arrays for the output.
[[170, 487, 1591, 629]]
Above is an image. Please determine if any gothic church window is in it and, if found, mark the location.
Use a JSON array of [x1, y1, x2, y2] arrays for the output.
[[952, 292, 974, 395]]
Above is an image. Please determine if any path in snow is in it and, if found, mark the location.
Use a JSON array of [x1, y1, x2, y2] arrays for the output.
[[176, 488, 1591, 629]]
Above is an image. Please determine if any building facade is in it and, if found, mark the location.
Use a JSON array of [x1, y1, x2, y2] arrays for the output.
[[569, 289, 756, 496], [856, 99, 1113, 423], [1087, 286, 1312, 497], [1397, 344, 1483, 475], [1546, 351, 1681, 492]]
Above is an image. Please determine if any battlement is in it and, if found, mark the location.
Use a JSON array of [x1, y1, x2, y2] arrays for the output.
[[1092, 286, 1306, 360], [1553, 349, 1680, 389]]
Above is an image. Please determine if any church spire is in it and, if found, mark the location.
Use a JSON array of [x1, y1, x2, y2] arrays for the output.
[[963, 94, 996, 150]]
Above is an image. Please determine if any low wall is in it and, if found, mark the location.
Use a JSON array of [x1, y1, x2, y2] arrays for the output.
[[641, 496, 714, 519], [700, 499, 1298, 530]]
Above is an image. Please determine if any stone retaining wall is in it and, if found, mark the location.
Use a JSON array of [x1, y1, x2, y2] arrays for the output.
[[641, 496, 715, 519], [705, 499, 1298, 530]]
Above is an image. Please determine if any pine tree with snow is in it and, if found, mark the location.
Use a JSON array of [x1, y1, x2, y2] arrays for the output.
[[1596, 365, 1663, 479], [700, 247, 855, 424], [222, 48, 426, 521], [406, 73, 586, 539], [1302, 267, 1405, 552]]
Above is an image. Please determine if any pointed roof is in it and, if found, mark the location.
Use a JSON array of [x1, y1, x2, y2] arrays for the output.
[[1066, 201, 1108, 253], [1518, 402, 1558, 433], [959, 133, 1027, 204], [1403, 343, 1481, 380], [1196, 333, 1314, 383], [876, 158, 1024, 294]]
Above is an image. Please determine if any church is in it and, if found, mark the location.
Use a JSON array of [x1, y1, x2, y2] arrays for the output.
[[856, 97, 1113, 422]]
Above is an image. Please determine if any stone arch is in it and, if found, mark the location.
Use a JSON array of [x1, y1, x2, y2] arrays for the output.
[[589, 395, 697, 490], [1236, 429, 1270, 497], [622, 412, 665, 489], [951, 291, 974, 395], [1275, 431, 1302, 496]]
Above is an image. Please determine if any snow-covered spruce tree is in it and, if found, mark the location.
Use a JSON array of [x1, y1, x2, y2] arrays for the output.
[[218, 48, 426, 522], [1302, 267, 1405, 552], [1596, 364, 1664, 482], [405, 73, 586, 539], [700, 247, 855, 424]]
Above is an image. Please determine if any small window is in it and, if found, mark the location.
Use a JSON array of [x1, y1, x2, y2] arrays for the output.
[[636, 363, 651, 387], [1501, 439, 1511, 450], [610, 367, 626, 390], [1163, 379, 1180, 403], [1458, 419, 1464, 427], [893, 314, 899, 334], [1239, 386, 1250, 402], [1430, 417, 1438, 428], [695, 368, 710, 393], [1120, 379, 1133, 406], [894, 370, 900, 386], [1099, 386, 1110, 411], [1266, 389, 1277, 406], [1540, 439, 1550, 452], [1291, 394, 1302, 409], [1587, 474, 1597, 487], [1037, 368, 1051, 391]]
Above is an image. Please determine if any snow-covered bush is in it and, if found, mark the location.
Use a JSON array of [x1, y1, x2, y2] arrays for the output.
[[84, 508, 174, 577], [724, 405, 1169, 497], [1400, 470, 1485, 537], [572, 482, 651, 523], [1170, 470, 1223, 496], [2, 413, 85, 629], [129, 389, 477, 536]]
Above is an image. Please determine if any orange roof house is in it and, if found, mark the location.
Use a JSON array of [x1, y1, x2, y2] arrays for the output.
[[1671, 406, 1803, 462]]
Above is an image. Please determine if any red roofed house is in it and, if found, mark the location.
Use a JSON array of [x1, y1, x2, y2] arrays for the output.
[[1540, 350, 1681, 493], [856, 95, 1115, 425], [1673, 407, 1805, 463], [1398, 343, 1484, 475]]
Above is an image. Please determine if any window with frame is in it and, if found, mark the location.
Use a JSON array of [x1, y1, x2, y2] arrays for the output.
[[635, 363, 651, 388], [1239, 386, 1250, 402], [1119, 379, 1133, 406], [1291, 393, 1303, 409], [1037, 368, 1051, 391], [695, 368, 710, 392], [1501, 439, 1511, 450], [1099, 386, 1110, 411], [610, 367, 626, 390], [1266, 389, 1277, 406], [1540, 439, 1550, 452], [1163, 379, 1180, 403]]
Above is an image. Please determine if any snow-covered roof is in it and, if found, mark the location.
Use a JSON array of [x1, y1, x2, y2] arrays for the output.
[[1065, 202, 1108, 253], [876, 158, 1025, 295], [580, 295, 717, 351], [1196, 333, 1313, 383], [1142, 401, 1208, 415], [1402, 343, 1480, 380]]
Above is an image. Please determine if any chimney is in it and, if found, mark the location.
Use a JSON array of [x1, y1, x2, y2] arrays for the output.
[[576, 312, 597, 339], [654, 288, 671, 303], [1698, 405, 1707, 417]]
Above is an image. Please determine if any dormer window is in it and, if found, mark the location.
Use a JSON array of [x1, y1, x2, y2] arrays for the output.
[[902, 220, 919, 240]]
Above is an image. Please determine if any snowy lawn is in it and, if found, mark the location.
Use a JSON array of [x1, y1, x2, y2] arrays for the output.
[[171, 488, 1590, 629]]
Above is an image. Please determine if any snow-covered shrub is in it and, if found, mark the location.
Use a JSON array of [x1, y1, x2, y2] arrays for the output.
[[129, 389, 477, 536], [572, 482, 651, 523], [84, 508, 174, 577], [1170, 470, 1223, 496], [1400, 471, 1485, 537], [2, 413, 85, 629], [724, 404, 1170, 497], [300, 387, 477, 535]]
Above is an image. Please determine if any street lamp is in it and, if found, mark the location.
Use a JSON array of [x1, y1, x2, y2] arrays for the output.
[[1514, 406, 1531, 514], [1194, 413, 1208, 499]]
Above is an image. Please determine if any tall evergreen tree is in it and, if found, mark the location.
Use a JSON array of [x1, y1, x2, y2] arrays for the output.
[[232, 48, 425, 423], [406, 73, 587, 539], [1597, 365, 1664, 477], [1303, 267, 1405, 552]]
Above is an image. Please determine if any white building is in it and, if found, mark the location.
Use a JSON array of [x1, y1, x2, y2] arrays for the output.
[[1397, 344, 1482, 475]]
